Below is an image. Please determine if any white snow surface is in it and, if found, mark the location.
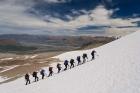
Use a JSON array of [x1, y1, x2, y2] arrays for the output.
[[0, 31, 140, 93], [0, 76, 9, 82]]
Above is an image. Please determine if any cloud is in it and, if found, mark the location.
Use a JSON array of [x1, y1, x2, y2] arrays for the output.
[[64, 5, 140, 36], [106, 27, 140, 36], [0, 0, 47, 28], [0, 0, 70, 33], [0, 1, 139, 36], [43, 0, 70, 3], [48, 5, 139, 30]]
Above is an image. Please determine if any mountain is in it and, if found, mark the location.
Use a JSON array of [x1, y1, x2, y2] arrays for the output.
[[0, 39, 17, 46], [0, 38, 37, 53], [0, 31, 139, 93], [0, 34, 115, 53]]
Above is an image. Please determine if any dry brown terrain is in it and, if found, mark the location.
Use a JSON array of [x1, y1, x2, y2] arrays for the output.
[[0, 51, 63, 84]]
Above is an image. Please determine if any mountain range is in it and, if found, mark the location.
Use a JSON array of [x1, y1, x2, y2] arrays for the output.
[[0, 34, 115, 53]]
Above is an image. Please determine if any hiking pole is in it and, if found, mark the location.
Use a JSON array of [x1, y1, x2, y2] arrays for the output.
[[95, 52, 99, 56]]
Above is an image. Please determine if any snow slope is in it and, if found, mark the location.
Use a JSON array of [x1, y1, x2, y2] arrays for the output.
[[0, 31, 140, 93]]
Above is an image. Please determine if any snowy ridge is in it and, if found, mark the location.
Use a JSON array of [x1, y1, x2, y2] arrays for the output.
[[0, 31, 140, 93]]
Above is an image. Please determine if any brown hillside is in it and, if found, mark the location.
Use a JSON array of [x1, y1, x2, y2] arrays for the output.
[[0, 39, 17, 45]]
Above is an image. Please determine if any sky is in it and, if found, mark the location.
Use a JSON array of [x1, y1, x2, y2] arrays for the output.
[[0, 0, 140, 36]]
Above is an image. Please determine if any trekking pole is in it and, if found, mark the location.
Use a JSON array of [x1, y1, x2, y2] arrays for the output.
[[96, 54, 99, 58]]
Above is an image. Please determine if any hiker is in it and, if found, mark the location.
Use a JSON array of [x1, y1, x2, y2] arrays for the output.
[[70, 59, 75, 69], [82, 53, 88, 63], [40, 69, 45, 79], [64, 60, 69, 70], [77, 56, 81, 65], [57, 63, 62, 73], [25, 73, 30, 85], [48, 67, 53, 77], [91, 50, 97, 60], [32, 71, 39, 82]]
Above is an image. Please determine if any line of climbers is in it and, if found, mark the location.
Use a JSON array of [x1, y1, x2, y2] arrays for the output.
[[25, 50, 97, 85]]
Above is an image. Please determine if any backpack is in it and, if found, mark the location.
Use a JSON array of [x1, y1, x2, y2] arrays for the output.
[[32, 72, 36, 77], [91, 50, 96, 55], [49, 67, 53, 71], [25, 74, 29, 79], [57, 64, 60, 68], [70, 59, 74, 64], [64, 60, 68, 65], [40, 70, 44, 75], [83, 54, 87, 58], [77, 56, 80, 61]]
